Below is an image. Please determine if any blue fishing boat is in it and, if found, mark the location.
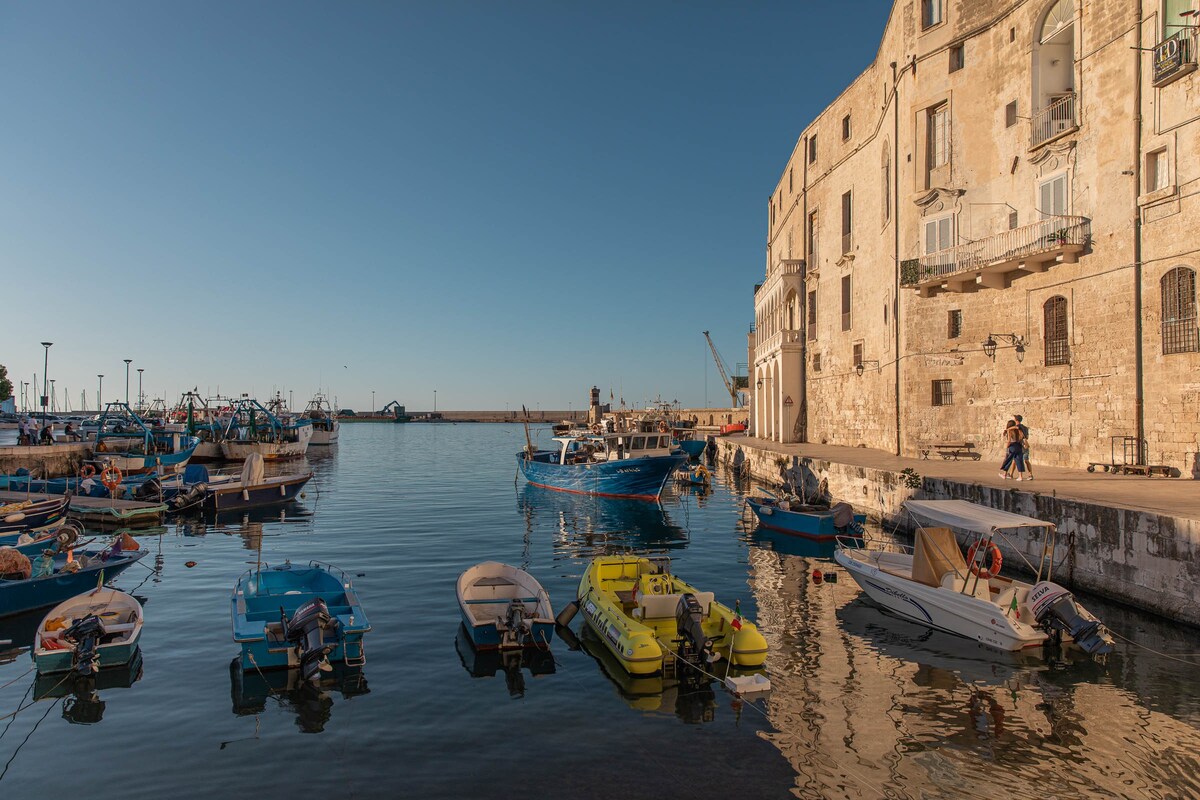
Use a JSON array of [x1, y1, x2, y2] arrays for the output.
[[0, 469, 181, 499], [0, 537, 147, 618], [1, 519, 81, 558], [457, 562, 555, 650], [746, 493, 867, 541], [231, 561, 370, 681], [517, 433, 686, 501], [0, 493, 71, 534], [92, 402, 200, 476]]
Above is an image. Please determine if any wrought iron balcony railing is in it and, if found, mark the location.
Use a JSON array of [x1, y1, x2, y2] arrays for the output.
[[1031, 92, 1077, 148]]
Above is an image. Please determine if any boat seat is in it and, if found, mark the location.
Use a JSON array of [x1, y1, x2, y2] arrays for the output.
[[639, 593, 683, 619], [463, 597, 537, 605], [474, 577, 515, 587]]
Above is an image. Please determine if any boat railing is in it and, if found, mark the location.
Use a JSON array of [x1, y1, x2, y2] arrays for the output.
[[309, 560, 353, 587]]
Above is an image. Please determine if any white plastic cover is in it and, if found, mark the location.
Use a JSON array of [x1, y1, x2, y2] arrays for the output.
[[903, 499, 1055, 535]]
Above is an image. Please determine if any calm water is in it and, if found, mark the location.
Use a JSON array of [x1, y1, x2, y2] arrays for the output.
[[1, 423, 1198, 799]]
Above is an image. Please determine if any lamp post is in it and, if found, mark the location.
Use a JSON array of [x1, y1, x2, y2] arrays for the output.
[[137, 368, 144, 411], [982, 333, 1026, 363], [97, 375, 104, 412], [123, 359, 132, 405], [50, 380, 55, 413], [371, 391, 375, 414], [434, 390, 437, 414], [40, 342, 52, 428]]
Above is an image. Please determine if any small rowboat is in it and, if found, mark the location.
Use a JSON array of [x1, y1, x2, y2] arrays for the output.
[[746, 493, 866, 541], [33, 588, 144, 675], [457, 562, 555, 650]]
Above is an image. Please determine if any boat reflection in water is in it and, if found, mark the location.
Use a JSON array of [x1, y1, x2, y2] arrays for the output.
[[748, 526, 839, 560], [454, 624, 555, 699], [516, 484, 688, 559], [229, 658, 369, 734], [177, 504, 312, 550], [35, 649, 145, 725]]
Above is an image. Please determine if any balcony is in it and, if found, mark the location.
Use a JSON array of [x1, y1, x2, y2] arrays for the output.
[[902, 215, 1090, 297], [756, 329, 804, 358], [1031, 92, 1077, 148]]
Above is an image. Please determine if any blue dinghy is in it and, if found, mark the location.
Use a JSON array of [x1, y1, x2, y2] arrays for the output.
[[457, 562, 554, 651], [231, 561, 370, 682], [518, 433, 685, 501], [0, 536, 147, 618], [0, 493, 71, 535], [746, 494, 867, 541]]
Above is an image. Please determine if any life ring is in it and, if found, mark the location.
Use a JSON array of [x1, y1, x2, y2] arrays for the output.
[[657, 421, 669, 433], [966, 541, 1003, 579], [80, 464, 96, 479], [100, 465, 123, 490]]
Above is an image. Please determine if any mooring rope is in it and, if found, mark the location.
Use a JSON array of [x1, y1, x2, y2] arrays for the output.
[[1107, 628, 1200, 665]]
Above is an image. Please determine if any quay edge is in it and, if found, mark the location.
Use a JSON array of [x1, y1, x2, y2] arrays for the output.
[[717, 438, 1200, 628]]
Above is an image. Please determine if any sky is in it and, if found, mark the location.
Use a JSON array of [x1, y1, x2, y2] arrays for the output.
[[1, 1, 892, 413]]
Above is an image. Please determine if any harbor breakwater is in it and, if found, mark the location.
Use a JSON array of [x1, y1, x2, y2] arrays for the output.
[[717, 437, 1200, 627], [0, 443, 89, 478]]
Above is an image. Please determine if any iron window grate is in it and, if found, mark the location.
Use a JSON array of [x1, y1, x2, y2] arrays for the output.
[[932, 379, 953, 406]]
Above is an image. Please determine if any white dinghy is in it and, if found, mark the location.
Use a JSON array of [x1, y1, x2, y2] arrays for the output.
[[834, 500, 1113, 655]]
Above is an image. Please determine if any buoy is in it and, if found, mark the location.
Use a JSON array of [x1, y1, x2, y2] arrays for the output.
[[185, 561, 197, 568], [555, 599, 580, 627], [812, 568, 824, 584]]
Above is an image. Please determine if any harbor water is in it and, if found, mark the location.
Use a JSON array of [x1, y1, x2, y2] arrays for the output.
[[0, 423, 1198, 798]]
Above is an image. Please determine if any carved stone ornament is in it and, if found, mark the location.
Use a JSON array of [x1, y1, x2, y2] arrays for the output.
[[913, 187, 965, 214], [1030, 139, 1075, 168]]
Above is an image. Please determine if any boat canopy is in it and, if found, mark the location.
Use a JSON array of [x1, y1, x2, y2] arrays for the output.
[[903, 500, 1055, 535]]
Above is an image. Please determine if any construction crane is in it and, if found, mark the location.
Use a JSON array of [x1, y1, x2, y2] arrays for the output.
[[703, 331, 748, 408]]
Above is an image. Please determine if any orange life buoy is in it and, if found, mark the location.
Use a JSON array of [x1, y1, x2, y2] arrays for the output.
[[657, 421, 668, 433], [80, 464, 96, 479], [100, 465, 123, 490], [966, 541, 1003, 579]]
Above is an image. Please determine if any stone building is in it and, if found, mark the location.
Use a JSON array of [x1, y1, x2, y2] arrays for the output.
[[751, 0, 1200, 474]]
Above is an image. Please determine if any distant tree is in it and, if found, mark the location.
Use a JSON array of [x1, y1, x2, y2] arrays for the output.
[[0, 364, 11, 402]]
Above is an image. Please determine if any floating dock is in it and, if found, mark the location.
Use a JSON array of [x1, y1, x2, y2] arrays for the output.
[[0, 489, 167, 529]]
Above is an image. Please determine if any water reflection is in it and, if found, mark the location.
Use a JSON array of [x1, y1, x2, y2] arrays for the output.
[[453, 624, 554, 699], [748, 526, 839, 560], [229, 658, 369, 734], [516, 484, 688, 559], [34, 649, 145, 725]]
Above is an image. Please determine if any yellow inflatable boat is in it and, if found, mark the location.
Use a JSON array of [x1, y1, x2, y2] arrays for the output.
[[576, 555, 767, 676]]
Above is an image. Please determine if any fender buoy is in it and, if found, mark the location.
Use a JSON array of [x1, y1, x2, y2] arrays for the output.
[[80, 464, 96, 479], [100, 465, 123, 491], [966, 541, 1003, 579]]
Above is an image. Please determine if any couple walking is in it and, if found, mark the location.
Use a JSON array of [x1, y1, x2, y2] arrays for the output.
[[1000, 414, 1034, 481]]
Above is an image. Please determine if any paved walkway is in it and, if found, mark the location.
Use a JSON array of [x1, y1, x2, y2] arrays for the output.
[[733, 436, 1200, 521]]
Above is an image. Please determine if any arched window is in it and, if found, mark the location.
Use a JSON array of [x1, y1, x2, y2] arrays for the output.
[[1031, 0, 1076, 146], [1044, 295, 1069, 365], [785, 290, 797, 331], [1162, 266, 1199, 354]]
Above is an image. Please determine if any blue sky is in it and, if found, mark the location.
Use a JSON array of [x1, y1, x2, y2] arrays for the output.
[[1, 1, 890, 413]]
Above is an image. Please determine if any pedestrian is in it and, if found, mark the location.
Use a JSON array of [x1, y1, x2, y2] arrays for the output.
[[999, 419, 1026, 480], [1008, 414, 1034, 480]]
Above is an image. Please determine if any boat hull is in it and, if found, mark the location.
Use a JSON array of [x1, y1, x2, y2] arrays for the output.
[[676, 439, 707, 459], [94, 443, 197, 476], [309, 424, 339, 446], [747, 498, 866, 541], [518, 452, 686, 501], [0, 549, 147, 618], [190, 441, 225, 462], [204, 474, 310, 512], [221, 439, 309, 461]]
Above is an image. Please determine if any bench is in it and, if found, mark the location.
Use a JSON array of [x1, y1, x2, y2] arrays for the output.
[[930, 442, 981, 461]]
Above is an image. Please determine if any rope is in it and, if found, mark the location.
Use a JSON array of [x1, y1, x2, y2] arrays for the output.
[[0, 694, 57, 783], [0, 670, 73, 724], [0, 669, 33, 692], [1108, 628, 1200, 665]]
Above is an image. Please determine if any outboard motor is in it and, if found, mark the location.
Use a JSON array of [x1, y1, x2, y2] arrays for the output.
[[63, 614, 106, 676], [831, 502, 864, 536], [501, 601, 533, 647], [284, 598, 336, 682], [675, 593, 716, 669], [170, 483, 207, 511], [1029, 581, 1114, 656]]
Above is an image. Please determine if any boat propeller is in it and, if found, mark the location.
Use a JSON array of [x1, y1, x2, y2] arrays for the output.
[[1029, 581, 1114, 656], [63, 614, 105, 677], [675, 593, 717, 669], [284, 598, 336, 682]]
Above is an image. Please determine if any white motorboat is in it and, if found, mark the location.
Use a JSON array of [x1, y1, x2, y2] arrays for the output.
[[834, 500, 1113, 655], [303, 393, 340, 446]]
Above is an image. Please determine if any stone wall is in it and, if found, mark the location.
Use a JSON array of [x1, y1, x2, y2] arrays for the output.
[[718, 437, 1200, 627], [0, 444, 90, 479]]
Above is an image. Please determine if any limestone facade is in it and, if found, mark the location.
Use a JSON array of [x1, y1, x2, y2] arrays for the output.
[[752, 0, 1200, 474]]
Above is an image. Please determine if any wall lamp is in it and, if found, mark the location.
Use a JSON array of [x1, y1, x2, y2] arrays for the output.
[[983, 333, 1026, 362], [855, 360, 881, 376]]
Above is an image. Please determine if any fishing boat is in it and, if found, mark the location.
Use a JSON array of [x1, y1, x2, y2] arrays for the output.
[[231, 561, 370, 681], [91, 402, 200, 476], [457, 562, 555, 650], [834, 500, 1114, 655], [746, 492, 866, 541], [32, 588, 144, 674], [2, 519, 81, 558], [220, 398, 313, 461], [303, 393, 340, 446], [170, 392, 231, 462], [566, 555, 767, 676], [0, 535, 147, 618], [517, 432, 686, 501], [169, 454, 311, 513], [0, 493, 71, 534], [674, 463, 711, 488]]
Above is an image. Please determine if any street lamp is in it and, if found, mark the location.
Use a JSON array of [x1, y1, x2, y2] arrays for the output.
[[982, 333, 1026, 363], [123, 359, 132, 405], [97, 375, 104, 412], [371, 390, 375, 414], [855, 360, 881, 377], [137, 368, 144, 410], [40, 342, 52, 428]]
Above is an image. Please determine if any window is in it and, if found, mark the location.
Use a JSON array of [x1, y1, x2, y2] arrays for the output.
[[932, 379, 953, 406], [812, 353, 822, 372], [949, 44, 964, 72], [1162, 0, 1192, 40], [1147, 149, 1170, 193], [924, 215, 954, 254], [789, 167, 793, 193], [807, 290, 817, 340], [948, 309, 962, 338], [853, 342, 863, 368], [1006, 101, 1018, 128], [807, 210, 819, 266], [1162, 267, 1199, 354], [769, 201, 774, 226], [922, 0, 943, 29], [928, 104, 949, 168], [841, 275, 852, 331], [841, 191, 853, 253], [1044, 295, 1070, 365], [1038, 173, 1068, 217], [842, 114, 852, 141], [1009, 211, 1019, 229], [808, 134, 817, 164], [881, 146, 891, 224]]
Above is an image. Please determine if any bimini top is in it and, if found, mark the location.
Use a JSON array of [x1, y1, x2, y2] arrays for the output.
[[902, 500, 1055, 535]]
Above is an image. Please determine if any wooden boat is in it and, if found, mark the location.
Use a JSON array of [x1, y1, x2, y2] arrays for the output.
[[169, 392, 231, 462], [573, 555, 767, 676], [457, 562, 555, 650], [834, 500, 1114, 655], [674, 463, 711, 488], [0, 536, 147, 618], [517, 433, 686, 501], [231, 561, 370, 681], [0, 493, 71, 534], [32, 588, 143, 674], [220, 398, 312, 461], [91, 402, 200, 476], [746, 492, 866, 541], [303, 393, 340, 446], [168, 455, 310, 513]]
